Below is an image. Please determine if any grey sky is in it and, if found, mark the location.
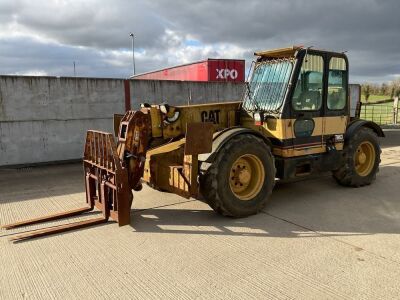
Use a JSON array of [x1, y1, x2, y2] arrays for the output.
[[0, 0, 399, 82]]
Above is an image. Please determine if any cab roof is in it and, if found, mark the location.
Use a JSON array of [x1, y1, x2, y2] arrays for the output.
[[254, 46, 303, 58], [254, 46, 346, 59]]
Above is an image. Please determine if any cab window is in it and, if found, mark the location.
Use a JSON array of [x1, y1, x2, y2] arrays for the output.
[[327, 57, 347, 110], [292, 54, 324, 111]]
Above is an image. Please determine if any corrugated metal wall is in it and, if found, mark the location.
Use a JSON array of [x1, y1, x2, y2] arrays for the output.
[[133, 59, 245, 82]]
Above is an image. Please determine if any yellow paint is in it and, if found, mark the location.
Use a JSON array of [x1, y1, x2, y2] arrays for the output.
[[144, 103, 350, 181], [229, 154, 265, 201], [254, 46, 302, 58], [274, 142, 344, 157], [354, 141, 375, 176], [163, 101, 241, 139], [241, 115, 348, 140], [149, 107, 163, 137], [323, 115, 348, 135]]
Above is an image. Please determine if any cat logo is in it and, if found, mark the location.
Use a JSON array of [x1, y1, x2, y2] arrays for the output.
[[201, 109, 221, 124]]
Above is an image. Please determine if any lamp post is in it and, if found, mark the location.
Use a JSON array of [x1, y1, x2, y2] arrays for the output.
[[129, 33, 136, 76]]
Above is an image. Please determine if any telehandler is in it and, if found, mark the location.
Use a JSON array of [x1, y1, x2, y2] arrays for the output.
[[2, 46, 383, 241]]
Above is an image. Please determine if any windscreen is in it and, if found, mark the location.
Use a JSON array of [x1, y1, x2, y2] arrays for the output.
[[242, 58, 294, 112]]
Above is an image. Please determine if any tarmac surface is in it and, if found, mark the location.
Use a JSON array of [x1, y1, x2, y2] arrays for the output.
[[1, 131, 400, 299]]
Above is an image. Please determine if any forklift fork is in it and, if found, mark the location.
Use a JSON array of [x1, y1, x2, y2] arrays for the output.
[[2, 130, 132, 242]]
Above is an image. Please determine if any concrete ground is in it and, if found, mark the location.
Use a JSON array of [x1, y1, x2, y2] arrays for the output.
[[1, 132, 400, 299]]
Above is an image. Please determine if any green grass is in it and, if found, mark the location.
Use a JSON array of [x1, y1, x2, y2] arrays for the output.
[[361, 94, 392, 103], [359, 101, 395, 125]]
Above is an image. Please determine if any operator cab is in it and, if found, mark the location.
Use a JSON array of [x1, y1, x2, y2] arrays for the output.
[[241, 46, 349, 159], [243, 45, 349, 120], [240, 46, 350, 178]]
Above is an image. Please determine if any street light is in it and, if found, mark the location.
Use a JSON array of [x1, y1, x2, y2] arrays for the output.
[[129, 33, 136, 76]]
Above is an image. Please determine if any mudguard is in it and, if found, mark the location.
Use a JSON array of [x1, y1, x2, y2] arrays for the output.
[[345, 119, 385, 141], [198, 127, 272, 166]]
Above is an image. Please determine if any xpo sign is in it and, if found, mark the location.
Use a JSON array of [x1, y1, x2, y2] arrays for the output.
[[208, 59, 245, 82], [216, 68, 239, 80]]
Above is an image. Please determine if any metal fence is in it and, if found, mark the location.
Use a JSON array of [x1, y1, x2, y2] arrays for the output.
[[359, 98, 399, 125]]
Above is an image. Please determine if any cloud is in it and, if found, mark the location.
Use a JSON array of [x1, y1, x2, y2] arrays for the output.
[[13, 70, 48, 76], [0, 0, 399, 82], [0, 0, 166, 49], [0, 36, 132, 78]]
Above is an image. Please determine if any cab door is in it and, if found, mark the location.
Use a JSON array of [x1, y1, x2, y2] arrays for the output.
[[323, 55, 349, 151], [290, 53, 325, 156]]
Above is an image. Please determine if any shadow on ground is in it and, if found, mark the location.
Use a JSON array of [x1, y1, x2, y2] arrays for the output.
[[380, 130, 400, 148], [130, 165, 400, 238], [2, 164, 399, 242]]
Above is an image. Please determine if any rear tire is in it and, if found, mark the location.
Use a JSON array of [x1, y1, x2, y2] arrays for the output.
[[333, 127, 381, 187], [200, 135, 275, 217]]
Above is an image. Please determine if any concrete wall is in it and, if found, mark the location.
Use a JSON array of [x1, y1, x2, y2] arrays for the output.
[[0, 76, 125, 166], [0, 76, 244, 166]]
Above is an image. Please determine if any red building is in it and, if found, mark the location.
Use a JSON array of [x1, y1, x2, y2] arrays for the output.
[[132, 59, 245, 82]]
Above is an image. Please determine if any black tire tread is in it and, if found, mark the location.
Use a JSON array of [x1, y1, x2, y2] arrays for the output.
[[333, 127, 381, 187], [200, 134, 275, 217]]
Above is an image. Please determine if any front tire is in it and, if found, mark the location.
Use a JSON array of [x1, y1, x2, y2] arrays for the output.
[[200, 135, 275, 217], [333, 127, 381, 187]]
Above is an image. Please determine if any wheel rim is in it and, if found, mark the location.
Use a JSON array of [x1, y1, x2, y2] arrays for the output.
[[229, 154, 265, 201], [354, 141, 375, 177]]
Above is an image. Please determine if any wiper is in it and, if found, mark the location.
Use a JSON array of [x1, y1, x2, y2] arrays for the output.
[[245, 81, 260, 112]]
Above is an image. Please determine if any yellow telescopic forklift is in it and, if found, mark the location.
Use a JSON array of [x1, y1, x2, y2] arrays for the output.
[[3, 46, 384, 241]]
